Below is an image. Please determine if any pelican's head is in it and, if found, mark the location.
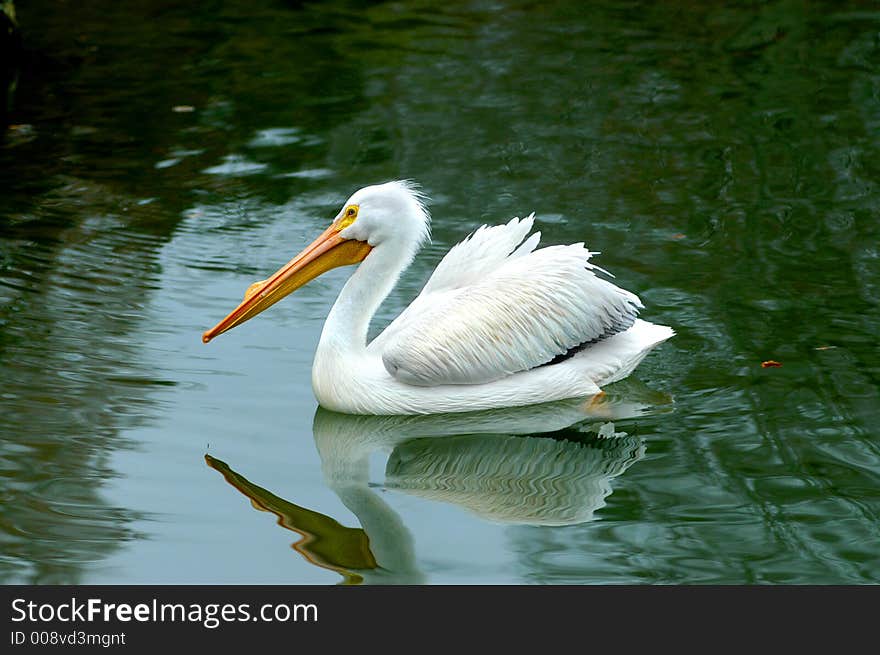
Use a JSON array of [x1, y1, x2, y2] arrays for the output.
[[335, 180, 430, 247], [202, 180, 430, 343]]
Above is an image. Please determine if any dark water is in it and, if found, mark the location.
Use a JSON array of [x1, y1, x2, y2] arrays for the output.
[[1, 0, 878, 584]]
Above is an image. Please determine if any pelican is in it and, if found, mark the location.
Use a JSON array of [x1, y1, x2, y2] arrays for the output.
[[203, 181, 673, 415]]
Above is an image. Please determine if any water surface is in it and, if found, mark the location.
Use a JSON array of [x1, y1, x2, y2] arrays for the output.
[[1, 0, 879, 584]]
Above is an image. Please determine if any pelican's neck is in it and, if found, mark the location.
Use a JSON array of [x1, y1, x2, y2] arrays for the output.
[[317, 240, 414, 358]]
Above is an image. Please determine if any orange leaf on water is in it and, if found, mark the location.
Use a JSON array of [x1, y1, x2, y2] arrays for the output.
[[761, 360, 782, 368]]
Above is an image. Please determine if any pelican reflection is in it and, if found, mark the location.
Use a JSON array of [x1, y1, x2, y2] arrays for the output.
[[207, 384, 668, 583]]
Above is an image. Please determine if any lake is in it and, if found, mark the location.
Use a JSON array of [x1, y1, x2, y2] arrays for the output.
[[1, 0, 878, 584]]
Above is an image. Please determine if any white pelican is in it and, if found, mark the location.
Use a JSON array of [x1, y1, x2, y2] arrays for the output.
[[203, 181, 673, 415]]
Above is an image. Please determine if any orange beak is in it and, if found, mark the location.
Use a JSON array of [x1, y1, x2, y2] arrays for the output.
[[202, 224, 372, 343]]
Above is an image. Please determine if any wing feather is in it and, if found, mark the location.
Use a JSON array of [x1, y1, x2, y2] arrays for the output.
[[421, 214, 537, 293], [380, 236, 643, 387], [370, 214, 538, 352]]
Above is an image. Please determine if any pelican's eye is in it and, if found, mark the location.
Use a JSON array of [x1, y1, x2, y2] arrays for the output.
[[337, 205, 359, 230]]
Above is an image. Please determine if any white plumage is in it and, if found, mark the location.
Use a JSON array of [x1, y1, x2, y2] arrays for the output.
[[204, 181, 674, 415], [378, 215, 642, 386]]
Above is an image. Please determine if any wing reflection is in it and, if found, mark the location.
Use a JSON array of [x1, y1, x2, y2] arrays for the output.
[[386, 428, 643, 526], [207, 382, 669, 583]]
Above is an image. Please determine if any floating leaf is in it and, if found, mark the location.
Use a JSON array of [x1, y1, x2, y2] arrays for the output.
[[761, 360, 782, 368]]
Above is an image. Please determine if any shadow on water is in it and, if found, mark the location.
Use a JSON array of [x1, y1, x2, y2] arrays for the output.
[[206, 385, 666, 584]]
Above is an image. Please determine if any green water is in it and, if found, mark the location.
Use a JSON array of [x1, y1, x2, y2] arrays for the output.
[[1, 0, 878, 584]]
